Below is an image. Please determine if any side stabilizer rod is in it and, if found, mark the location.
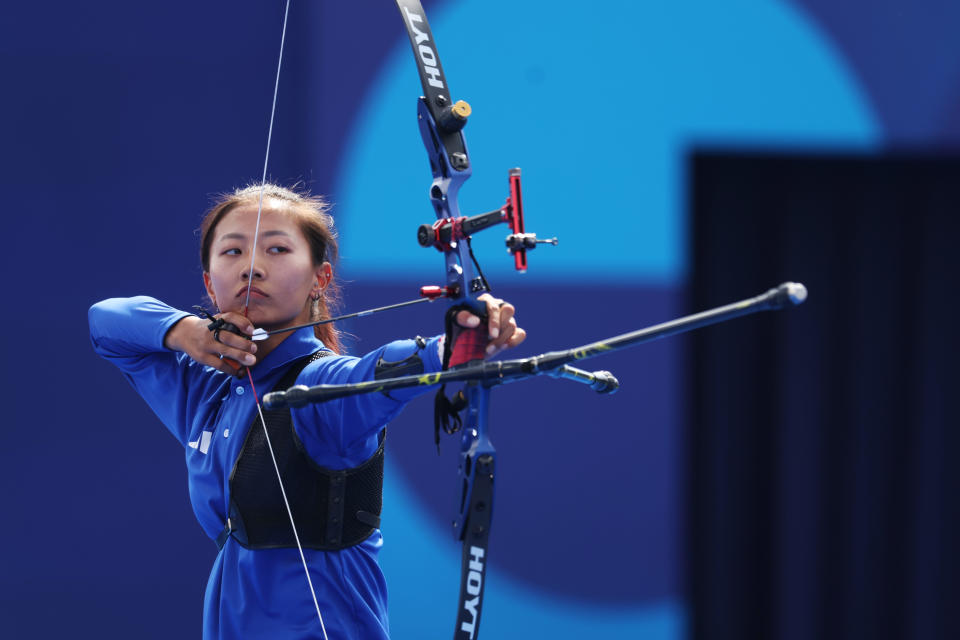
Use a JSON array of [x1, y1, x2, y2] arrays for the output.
[[547, 365, 619, 394]]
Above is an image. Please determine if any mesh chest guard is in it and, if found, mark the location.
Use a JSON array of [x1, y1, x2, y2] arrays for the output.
[[220, 351, 385, 551]]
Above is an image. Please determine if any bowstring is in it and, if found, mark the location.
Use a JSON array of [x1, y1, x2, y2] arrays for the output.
[[242, 1, 329, 637]]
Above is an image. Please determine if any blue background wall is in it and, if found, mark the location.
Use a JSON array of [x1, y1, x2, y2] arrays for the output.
[[1, 1, 957, 637]]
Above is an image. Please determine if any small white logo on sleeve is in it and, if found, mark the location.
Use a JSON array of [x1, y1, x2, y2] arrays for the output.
[[188, 430, 213, 455]]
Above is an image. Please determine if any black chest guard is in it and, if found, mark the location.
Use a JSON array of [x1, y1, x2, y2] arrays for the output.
[[217, 351, 386, 551]]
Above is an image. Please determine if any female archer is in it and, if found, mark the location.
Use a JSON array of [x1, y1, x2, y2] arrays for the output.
[[88, 183, 525, 639]]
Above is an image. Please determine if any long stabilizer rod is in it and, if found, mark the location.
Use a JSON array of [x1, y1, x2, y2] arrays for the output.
[[264, 282, 806, 409]]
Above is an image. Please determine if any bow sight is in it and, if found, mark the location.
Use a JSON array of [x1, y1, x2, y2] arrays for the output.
[[417, 168, 558, 274]]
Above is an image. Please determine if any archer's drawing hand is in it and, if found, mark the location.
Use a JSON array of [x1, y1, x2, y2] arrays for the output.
[[165, 311, 258, 376], [455, 293, 527, 357]]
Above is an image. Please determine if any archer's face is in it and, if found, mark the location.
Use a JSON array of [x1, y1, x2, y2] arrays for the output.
[[203, 201, 328, 329]]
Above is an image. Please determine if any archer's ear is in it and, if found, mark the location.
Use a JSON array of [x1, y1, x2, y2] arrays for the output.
[[315, 262, 333, 289], [203, 272, 218, 309]]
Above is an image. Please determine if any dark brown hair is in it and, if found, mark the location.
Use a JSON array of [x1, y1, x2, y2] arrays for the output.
[[199, 183, 342, 354]]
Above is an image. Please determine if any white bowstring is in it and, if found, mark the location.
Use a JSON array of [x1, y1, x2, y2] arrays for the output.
[[242, 1, 330, 637], [244, 0, 291, 310], [249, 389, 329, 640]]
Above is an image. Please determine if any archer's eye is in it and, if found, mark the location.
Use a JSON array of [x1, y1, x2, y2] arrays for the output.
[[268, 245, 291, 254], [222, 248, 242, 256]]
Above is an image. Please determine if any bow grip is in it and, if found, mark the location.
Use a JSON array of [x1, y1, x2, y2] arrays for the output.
[[444, 304, 489, 369]]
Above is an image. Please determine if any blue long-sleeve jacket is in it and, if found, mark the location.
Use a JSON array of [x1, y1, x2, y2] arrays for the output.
[[89, 296, 443, 640]]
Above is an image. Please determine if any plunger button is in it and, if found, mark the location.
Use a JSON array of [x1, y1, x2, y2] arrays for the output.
[[438, 100, 472, 132]]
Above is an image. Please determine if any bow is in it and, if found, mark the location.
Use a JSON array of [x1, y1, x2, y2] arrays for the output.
[[394, 2, 501, 636], [392, 2, 567, 635]]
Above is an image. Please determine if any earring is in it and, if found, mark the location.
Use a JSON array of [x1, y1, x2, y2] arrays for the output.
[[312, 292, 321, 301]]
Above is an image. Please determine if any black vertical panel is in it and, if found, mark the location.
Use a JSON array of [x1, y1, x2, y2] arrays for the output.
[[688, 153, 960, 640]]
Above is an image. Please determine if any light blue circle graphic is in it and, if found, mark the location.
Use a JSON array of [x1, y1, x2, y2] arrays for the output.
[[334, 0, 878, 287], [331, 1, 880, 637]]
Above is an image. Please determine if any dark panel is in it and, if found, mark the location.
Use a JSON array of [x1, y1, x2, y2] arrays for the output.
[[688, 152, 960, 640]]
